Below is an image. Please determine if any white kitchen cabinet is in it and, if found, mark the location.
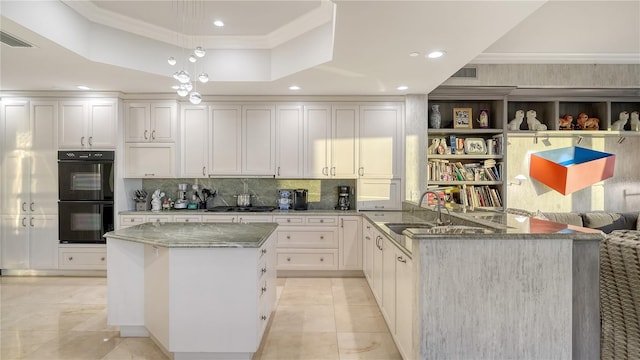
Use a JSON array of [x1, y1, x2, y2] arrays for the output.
[[202, 214, 239, 223], [275, 105, 304, 178], [124, 143, 176, 178], [381, 237, 397, 334], [119, 214, 146, 228], [362, 220, 374, 286], [124, 101, 177, 143], [395, 248, 413, 360], [58, 99, 117, 149], [242, 105, 276, 176], [357, 178, 401, 210], [339, 216, 362, 270], [173, 214, 202, 223], [58, 245, 106, 270], [1, 100, 58, 270], [304, 104, 332, 178], [210, 104, 242, 175], [180, 104, 209, 177], [372, 231, 384, 306], [359, 104, 403, 178], [332, 105, 359, 178], [275, 215, 340, 271]]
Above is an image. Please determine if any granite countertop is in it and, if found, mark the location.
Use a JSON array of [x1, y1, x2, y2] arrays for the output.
[[363, 207, 605, 258], [104, 222, 278, 248], [119, 209, 359, 215]]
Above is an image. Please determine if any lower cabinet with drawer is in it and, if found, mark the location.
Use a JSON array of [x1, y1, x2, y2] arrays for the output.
[[277, 249, 339, 270], [58, 246, 107, 270], [274, 215, 341, 271]]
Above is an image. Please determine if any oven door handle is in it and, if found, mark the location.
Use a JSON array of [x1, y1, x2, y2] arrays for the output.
[[97, 163, 105, 200]]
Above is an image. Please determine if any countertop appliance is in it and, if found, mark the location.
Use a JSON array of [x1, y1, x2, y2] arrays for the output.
[[292, 189, 308, 210], [58, 151, 114, 244], [174, 183, 189, 209], [336, 185, 351, 210]]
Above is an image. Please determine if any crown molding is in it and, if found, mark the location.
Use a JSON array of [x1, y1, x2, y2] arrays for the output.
[[471, 52, 640, 65]]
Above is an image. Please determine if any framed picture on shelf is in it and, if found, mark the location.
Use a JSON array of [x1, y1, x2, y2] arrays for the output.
[[464, 138, 487, 154], [453, 107, 472, 129]]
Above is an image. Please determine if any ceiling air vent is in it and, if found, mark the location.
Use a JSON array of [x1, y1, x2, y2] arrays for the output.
[[451, 67, 477, 78], [0, 31, 33, 48]]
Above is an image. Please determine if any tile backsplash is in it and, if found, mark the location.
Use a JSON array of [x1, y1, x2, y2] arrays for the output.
[[141, 178, 356, 210]]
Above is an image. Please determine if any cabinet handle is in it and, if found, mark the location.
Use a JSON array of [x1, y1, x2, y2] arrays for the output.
[[261, 248, 267, 255], [151, 130, 156, 140], [261, 267, 267, 274], [30, 217, 34, 227], [88, 136, 93, 146], [397, 256, 407, 263], [130, 218, 134, 222], [320, 219, 324, 223], [101, 257, 106, 261], [202, 167, 206, 176], [144, 173, 155, 177], [286, 235, 291, 239], [81, 136, 85, 146], [358, 167, 364, 176], [185, 219, 189, 222], [365, 236, 370, 240], [286, 219, 291, 223], [262, 286, 267, 293], [68, 256, 73, 261], [22, 202, 27, 212], [340, 218, 344, 228], [277, 166, 280, 176], [323, 167, 329, 176], [286, 257, 291, 262], [22, 217, 27, 227], [320, 257, 324, 262], [232, 218, 236, 223], [261, 315, 267, 321], [144, 130, 148, 140], [331, 167, 336, 176], [320, 235, 324, 240], [30, 202, 35, 212]]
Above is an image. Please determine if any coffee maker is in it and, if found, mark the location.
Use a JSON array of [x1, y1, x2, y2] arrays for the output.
[[336, 185, 350, 210], [174, 183, 189, 209], [292, 189, 308, 210]]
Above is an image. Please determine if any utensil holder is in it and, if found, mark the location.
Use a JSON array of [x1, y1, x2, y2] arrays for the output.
[[136, 202, 148, 211]]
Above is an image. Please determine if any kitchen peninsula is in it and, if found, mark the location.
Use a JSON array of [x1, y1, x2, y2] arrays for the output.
[[104, 222, 278, 360]]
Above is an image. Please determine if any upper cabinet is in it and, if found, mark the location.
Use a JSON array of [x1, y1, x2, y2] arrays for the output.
[[210, 104, 242, 176], [359, 104, 403, 178], [275, 105, 304, 178], [242, 105, 276, 176], [59, 99, 117, 149], [124, 101, 177, 143]]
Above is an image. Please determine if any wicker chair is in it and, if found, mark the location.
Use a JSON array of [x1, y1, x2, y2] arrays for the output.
[[600, 230, 640, 359]]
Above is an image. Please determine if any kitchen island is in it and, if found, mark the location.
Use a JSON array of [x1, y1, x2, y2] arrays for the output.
[[362, 207, 604, 360], [104, 222, 278, 360]]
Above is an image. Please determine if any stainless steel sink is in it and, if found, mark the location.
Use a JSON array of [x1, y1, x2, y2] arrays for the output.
[[405, 225, 494, 236], [384, 222, 434, 235]]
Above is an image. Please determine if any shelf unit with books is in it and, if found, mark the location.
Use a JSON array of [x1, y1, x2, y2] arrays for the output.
[[427, 89, 508, 210]]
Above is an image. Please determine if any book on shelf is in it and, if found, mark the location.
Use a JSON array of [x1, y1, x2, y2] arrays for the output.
[[427, 160, 502, 182], [456, 184, 503, 209]]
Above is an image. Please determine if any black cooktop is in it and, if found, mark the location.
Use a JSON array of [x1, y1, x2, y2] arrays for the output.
[[206, 206, 276, 213]]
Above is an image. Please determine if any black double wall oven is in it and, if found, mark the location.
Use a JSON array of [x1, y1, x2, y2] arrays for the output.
[[58, 151, 114, 244]]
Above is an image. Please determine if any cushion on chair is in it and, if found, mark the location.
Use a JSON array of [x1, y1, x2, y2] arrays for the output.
[[582, 212, 637, 233], [541, 212, 584, 227]]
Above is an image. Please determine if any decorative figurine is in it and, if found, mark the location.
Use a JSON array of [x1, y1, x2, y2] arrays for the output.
[[526, 110, 547, 131], [558, 114, 574, 130], [630, 111, 640, 131], [277, 190, 291, 210], [508, 110, 524, 131], [427, 138, 440, 155], [476, 109, 489, 128], [429, 104, 441, 129], [151, 189, 164, 212], [611, 111, 629, 131], [438, 137, 448, 155], [576, 112, 600, 130]]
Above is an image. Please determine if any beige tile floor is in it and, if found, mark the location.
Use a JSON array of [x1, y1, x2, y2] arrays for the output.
[[1, 276, 400, 360]]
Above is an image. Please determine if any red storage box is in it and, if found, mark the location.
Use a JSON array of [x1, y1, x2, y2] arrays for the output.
[[529, 146, 615, 195]]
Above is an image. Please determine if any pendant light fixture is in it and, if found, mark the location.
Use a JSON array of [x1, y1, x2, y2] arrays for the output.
[[167, 0, 209, 104]]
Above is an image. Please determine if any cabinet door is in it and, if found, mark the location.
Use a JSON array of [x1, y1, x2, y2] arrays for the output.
[[58, 101, 88, 149], [124, 143, 176, 178], [339, 216, 362, 270], [243, 105, 275, 175], [359, 104, 402, 178], [30, 101, 58, 215], [180, 105, 209, 177], [124, 102, 150, 142], [362, 220, 374, 286], [1, 100, 30, 215], [29, 214, 58, 269], [332, 105, 359, 178], [275, 105, 304, 178], [357, 179, 401, 210], [88, 99, 117, 149], [210, 105, 242, 175], [151, 102, 177, 142], [395, 248, 413, 360], [372, 232, 384, 306], [381, 237, 396, 333], [1, 215, 29, 269], [202, 215, 238, 223], [304, 104, 331, 178]]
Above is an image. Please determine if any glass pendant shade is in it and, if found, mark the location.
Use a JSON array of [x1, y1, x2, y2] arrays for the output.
[[198, 73, 209, 83], [189, 92, 202, 104], [177, 85, 189, 97], [189, 55, 197, 63], [168, 57, 176, 66], [194, 46, 206, 57], [184, 82, 193, 91], [176, 70, 190, 84]]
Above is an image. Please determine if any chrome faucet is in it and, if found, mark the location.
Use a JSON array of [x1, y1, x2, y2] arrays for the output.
[[417, 190, 451, 225]]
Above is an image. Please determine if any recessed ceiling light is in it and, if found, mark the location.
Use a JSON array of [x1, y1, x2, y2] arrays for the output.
[[396, 85, 408, 91], [213, 20, 224, 27], [289, 85, 300, 91], [76, 85, 90, 90], [409, 52, 420, 57], [427, 50, 445, 59]]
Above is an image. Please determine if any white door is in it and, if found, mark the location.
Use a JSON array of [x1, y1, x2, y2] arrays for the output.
[[125, 143, 176, 178], [88, 99, 117, 149], [275, 105, 304, 178], [30, 101, 58, 215], [210, 105, 242, 175], [372, 232, 384, 306], [58, 101, 87, 149], [1, 100, 30, 215], [332, 105, 359, 178], [395, 248, 413, 360], [304, 104, 331, 178], [150, 102, 177, 142], [29, 214, 58, 269], [181, 105, 209, 177], [124, 102, 150, 142], [359, 104, 402, 178], [243, 105, 275, 175], [339, 216, 362, 270], [1, 215, 29, 269]]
